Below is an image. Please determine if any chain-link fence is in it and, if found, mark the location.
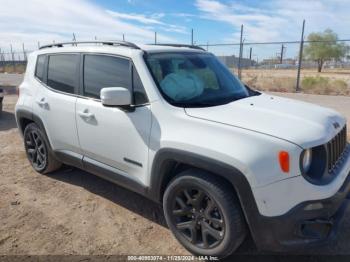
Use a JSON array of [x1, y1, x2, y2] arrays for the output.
[[1, 22, 350, 95], [201, 40, 350, 96], [198, 22, 350, 96], [0, 44, 30, 74]]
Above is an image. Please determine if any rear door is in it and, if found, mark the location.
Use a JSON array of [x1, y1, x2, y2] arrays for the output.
[[75, 54, 151, 185], [33, 53, 81, 156]]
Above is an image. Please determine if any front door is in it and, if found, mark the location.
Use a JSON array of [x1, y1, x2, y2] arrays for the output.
[[75, 54, 151, 185]]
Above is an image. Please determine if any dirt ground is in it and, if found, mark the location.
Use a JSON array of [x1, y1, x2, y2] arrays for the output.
[[244, 68, 350, 83], [241, 68, 350, 96], [0, 94, 350, 258], [0, 95, 187, 256]]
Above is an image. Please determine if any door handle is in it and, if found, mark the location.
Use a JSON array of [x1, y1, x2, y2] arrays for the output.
[[78, 110, 95, 119], [36, 97, 48, 107]]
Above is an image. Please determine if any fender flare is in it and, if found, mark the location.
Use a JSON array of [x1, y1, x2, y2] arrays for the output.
[[149, 148, 252, 203], [148, 148, 269, 246], [16, 108, 52, 148]]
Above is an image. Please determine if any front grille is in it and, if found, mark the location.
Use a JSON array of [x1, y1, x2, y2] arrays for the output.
[[326, 125, 347, 173]]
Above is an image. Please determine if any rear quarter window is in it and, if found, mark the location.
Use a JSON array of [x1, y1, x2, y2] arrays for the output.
[[35, 55, 46, 82]]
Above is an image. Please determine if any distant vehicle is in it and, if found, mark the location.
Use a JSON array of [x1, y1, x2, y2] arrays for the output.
[[15, 41, 350, 257], [0, 88, 3, 113]]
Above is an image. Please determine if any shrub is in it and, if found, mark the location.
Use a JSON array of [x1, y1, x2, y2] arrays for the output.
[[302, 76, 329, 90], [302, 76, 349, 95]]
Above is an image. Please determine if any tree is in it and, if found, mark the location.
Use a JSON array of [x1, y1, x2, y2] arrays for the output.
[[304, 29, 347, 72]]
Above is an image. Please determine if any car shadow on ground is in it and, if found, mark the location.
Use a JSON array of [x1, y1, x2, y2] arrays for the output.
[[0, 110, 17, 131], [48, 166, 168, 227], [46, 166, 350, 260], [47, 165, 258, 254]]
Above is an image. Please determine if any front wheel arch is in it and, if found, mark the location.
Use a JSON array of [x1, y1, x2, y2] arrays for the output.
[[149, 148, 262, 248]]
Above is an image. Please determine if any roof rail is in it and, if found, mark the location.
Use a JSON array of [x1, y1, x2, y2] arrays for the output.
[[151, 43, 206, 51], [39, 40, 140, 50]]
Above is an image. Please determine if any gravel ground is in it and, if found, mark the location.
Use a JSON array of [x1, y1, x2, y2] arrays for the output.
[[0, 74, 23, 88], [0, 94, 349, 259], [0, 96, 187, 256]]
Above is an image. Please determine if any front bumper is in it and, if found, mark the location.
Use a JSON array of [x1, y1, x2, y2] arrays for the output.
[[252, 170, 350, 252]]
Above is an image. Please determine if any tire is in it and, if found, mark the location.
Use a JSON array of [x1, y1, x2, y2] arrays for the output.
[[23, 122, 62, 174], [163, 169, 247, 257]]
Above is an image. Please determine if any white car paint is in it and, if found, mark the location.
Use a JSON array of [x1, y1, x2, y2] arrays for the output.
[[15, 44, 350, 218], [185, 93, 346, 149], [75, 97, 152, 185]]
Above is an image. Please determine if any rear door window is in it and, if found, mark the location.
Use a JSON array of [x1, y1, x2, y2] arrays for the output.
[[47, 54, 79, 94]]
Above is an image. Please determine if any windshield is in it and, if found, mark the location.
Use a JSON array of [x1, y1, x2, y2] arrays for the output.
[[145, 52, 249, 107]]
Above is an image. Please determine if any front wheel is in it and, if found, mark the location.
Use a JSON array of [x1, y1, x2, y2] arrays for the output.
[[163, 169, 247, 257]]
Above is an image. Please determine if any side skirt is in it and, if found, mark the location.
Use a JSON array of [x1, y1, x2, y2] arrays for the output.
[[54, 150, 149, 197]]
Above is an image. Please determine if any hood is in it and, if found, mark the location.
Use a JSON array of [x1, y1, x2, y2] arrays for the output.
[[185, 93, 346, 148]]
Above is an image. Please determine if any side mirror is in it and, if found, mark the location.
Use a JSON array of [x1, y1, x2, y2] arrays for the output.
[[100, 87, 131, 107]]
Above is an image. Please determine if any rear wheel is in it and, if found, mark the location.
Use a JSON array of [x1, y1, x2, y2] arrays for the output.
[[163, 169, 246, 257], [23, 123, 61, 173]]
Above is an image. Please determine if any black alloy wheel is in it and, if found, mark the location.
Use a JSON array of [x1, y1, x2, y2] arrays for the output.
[[172, 187, 225, 248], [23, 123, 62, 173], [163, 170, 247, 257], [25, 128, 47, 171]]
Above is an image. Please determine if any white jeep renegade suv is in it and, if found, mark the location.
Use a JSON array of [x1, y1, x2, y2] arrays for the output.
[[15, 41, 350, 257]]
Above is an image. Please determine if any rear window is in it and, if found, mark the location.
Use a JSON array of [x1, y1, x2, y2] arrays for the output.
[[47, 54, 79, 94], [35, 55, 46, 82]]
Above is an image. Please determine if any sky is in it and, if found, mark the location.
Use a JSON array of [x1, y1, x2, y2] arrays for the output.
[[0, 0, 349, 58]]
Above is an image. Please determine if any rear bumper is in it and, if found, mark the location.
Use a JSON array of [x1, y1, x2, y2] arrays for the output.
[[252, 171, 350, 252]]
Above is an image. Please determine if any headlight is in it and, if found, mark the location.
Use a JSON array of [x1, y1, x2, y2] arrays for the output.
[[300, 145, 329, 185], [301, 149, 312, 173]]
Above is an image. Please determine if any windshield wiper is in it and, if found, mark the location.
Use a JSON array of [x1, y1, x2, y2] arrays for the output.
[[170, 101, 218, 108]]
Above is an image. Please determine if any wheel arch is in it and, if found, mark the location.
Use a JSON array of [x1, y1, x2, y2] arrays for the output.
[[148, 148, 265, 248], [149, 148, 251, 204], [16, 109, 52, 149]]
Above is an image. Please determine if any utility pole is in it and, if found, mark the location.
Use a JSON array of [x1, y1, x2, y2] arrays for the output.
[[22, 43, 26, 61], [296, 19, 305, 92], [10, 44, 15, 71], [280, 44, 285, 64], [123, 34, 125, 41], [191, 29, 194, 45], [238, 24, 244, 79], [249, 47, 252, 66], [154, 31, 157, 44], [72, 33, 76, 46]]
